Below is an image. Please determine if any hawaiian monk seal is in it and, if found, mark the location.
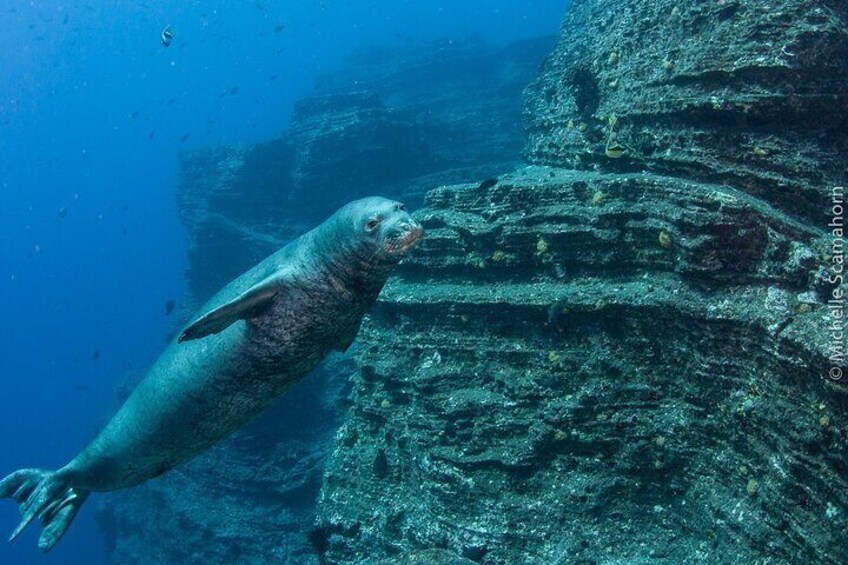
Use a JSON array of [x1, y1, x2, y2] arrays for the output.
[[0, 196, 422, 551]]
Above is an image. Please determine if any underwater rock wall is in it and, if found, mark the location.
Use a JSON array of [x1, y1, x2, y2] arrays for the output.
[[314, 1, 848, 563], [524, 0, 847, 225], [315, 169, 846, 564]]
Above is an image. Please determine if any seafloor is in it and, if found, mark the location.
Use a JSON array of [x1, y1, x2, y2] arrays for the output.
[[98, 2, 847, 564]]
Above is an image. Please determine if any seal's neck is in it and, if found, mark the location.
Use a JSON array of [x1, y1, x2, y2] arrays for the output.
[[307, 230, 393, 299]]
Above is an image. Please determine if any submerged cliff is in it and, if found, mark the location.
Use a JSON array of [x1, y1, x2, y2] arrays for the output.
[[98, 1, 848, 563], [314, 1, 848, 563]]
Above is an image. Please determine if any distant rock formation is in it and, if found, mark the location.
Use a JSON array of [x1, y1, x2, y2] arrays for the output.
[[178, 36, 554, 304], [314, 1, 848, 563]]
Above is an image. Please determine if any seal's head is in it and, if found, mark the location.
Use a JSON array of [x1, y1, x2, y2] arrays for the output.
[[327, 196, 423, 267]]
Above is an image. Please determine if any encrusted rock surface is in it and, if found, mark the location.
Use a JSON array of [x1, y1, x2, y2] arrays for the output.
[[315, 167, 846, 564], [524, 0, 847, 225], [314, 1, 848, 563]]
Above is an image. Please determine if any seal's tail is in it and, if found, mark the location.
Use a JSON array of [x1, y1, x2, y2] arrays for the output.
[[0, 468, 88, 552]]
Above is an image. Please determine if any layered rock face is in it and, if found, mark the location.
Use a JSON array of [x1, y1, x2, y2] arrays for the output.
[[316, 169, 845, 564], [314, 2, 848, 563], [524, 0, 847, 225]]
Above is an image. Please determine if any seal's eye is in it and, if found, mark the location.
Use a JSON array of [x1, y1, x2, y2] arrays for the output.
[[396, 203, 406, 212], [365, 218, 381, 232]]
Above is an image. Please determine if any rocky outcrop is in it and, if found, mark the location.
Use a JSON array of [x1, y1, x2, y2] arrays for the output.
[[315, 168, 846, 564], [524, 0, 847, 225], [314, 1, 848, 563]]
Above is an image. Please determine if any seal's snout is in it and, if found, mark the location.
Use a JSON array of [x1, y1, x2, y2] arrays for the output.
[[386, 218, 423, 256]]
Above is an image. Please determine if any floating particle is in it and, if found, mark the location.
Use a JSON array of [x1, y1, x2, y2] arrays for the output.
[[161, 25, 174, 47]]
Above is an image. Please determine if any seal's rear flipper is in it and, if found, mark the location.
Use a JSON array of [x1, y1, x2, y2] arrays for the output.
[[179, 274, 284, 342], [0, 468, 88, 552]]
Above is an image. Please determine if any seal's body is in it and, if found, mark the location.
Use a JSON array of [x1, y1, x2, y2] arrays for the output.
[[0, 197, 422, 551]]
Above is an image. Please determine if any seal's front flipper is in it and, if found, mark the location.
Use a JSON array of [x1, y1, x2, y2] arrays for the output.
[[0, 468, 88, 552], [179, 274, 283, 342]]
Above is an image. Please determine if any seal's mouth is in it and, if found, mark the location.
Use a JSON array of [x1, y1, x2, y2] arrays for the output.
[[385, 224, 423, 255]]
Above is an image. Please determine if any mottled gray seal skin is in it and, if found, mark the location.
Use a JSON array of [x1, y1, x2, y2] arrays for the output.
[[0, 196, 422, 551]]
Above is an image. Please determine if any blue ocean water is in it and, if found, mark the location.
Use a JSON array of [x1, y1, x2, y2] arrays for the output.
[[0, 1, 567, 563]]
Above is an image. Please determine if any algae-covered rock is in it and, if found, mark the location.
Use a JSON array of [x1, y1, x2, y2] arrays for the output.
[[524, 0, 847, 225], [314, 1, 848, 563], [315, 167, 847, 564]]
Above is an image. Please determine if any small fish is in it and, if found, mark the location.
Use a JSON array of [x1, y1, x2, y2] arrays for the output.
[[62, 14, 69, 25], [274, 24, 285, 33], [92, 350, 101, 361], [58, 206, 68, 219], [165, 299, 176, 315], [161, 25, 174, 47], [75, 384, 89, 392], [477, 178, 498, 191], [229, 86, 240, 96], [129, 111, 139, 120], [180, 133, 190, 143], [148, 130, 156, 140], [270, 74, 278, 81]]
